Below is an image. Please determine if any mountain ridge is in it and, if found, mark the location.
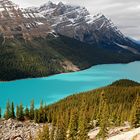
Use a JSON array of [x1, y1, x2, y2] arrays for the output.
[[0, 0, 140, 81], [28, 1, 140, 54]]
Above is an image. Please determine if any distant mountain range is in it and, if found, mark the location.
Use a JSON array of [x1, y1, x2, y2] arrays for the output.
[[0, 0, 140, 81]]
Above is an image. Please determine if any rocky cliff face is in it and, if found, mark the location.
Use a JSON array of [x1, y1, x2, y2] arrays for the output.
[[0, 0, 51, 40]]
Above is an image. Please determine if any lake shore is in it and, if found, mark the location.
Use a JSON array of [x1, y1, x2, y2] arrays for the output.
[[0, 61, 140, 112], [0, 60, 138, 82]]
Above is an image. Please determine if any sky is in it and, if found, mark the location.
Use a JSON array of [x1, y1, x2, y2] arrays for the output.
[[12, 0, 140, 40]]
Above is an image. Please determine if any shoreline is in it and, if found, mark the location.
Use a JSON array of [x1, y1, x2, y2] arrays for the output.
[[0, 60, 139, 83]]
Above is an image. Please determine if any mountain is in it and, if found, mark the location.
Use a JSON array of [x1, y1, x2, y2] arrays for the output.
[[30, 1, 140, 54], [0, 0, 140, 81]]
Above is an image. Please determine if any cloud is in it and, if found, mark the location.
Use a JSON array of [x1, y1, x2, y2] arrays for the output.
[[12, 0, 140, 40]]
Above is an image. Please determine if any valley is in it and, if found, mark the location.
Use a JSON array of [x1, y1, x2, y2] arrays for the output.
[[0, 1, 140, 81], [0, 1, 140, 140], [0, 61, 140, 111]]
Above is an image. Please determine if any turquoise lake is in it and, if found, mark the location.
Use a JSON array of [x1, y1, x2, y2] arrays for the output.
[[0, 61, 140, 110]]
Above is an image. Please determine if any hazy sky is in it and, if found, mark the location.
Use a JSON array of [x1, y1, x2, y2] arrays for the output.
[[12, 0, 140, 40]]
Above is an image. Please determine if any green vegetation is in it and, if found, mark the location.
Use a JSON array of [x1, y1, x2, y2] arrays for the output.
[[1, 79, 140, 140], [0, 35, 140, 81], [130, 94, 140, 128], [110, 79, 140, 87], [97, 92, 109, 140]]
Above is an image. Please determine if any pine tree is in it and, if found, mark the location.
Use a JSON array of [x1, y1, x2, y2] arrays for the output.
[[19, 103, 24, 121], [16, 103, 24, 121], [78, 103, 88, 140], [97, 92, 109, 140], [38, 101, 47, 123], [130, 94, 140, 128], [11, 102, 15, 119], [4, 100, 11, 120], [34, 109, 39, 123], [30, 100, 34, 120], [97, 91, 105, 122], [56, 118, 66, 140], [25, 106, 30, 119], [68, 109, 78, 140], [55, 116, 66, 140]]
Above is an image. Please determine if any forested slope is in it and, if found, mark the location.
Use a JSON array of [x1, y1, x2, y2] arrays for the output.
[[0, 35, 140, 81], [2, 79, 140, 139]]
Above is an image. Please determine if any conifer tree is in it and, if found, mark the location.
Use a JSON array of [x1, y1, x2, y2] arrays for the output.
[[78, 103, 88, 140], [97, 91, 105, 122], [130, 94, 140, 128], [19, 103, 24, 121], [16, 103, 24, 121], [56, 118, 66, 140], [68, 109, 78, 140], [4, 100, 11, 120], [97, 92, 109, 140], [25, 106, 30, 119], [11, 102, 15, 119], [65, 111, 70, 129], [38, 101, 47, 123], [34, 109, 39, 123], [30, 100, 35, 120]]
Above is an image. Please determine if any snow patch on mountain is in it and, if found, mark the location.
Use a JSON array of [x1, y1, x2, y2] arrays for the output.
[[114, 42, 140, 54]]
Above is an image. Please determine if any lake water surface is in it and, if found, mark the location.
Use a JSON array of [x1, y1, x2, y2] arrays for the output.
[[0, 61, 140, 109]]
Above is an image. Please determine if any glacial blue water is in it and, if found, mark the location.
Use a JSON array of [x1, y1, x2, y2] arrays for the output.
[[0, 61, 140, 110]]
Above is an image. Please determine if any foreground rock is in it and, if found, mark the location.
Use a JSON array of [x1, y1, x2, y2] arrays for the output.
[[108, 128, 140, 140], [0, 119, 44, 140], [88, 125, 140, 140]]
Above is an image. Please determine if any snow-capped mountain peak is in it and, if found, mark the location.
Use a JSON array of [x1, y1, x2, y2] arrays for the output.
[[38, 3, 119, 41], [30, 1, 140, 53], [0, 0, 139, 54]]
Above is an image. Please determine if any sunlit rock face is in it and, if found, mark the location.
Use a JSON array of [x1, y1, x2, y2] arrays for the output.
[[0, 0, 51, 40]]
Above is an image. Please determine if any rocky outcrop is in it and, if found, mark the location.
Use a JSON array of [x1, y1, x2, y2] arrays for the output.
[[0, 119, 44, 140], [62, 60, 80, 72], [88, 126, 140, 140]]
